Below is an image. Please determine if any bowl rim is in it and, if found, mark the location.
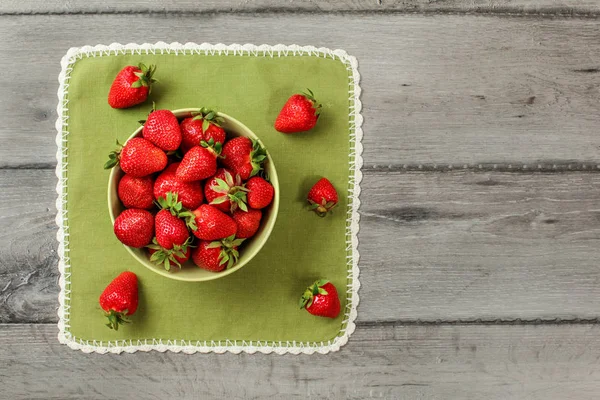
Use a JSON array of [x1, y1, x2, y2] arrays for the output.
[[107, 108, 279, 282]]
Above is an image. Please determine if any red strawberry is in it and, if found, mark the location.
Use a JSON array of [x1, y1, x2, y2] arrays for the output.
[[221, 137, 267, 180], [179, 118, 204, 154], [191, 204, 237, 240], [232, 208, 262, 239], [204, 168, 248, 213], [99, 271, 139, 330], [108, 63, 157, 109], [113, 208, 154, 248], [105, 138, 167, 178], [147, 192, 196, 271], [274, 89, 321, 133], [153, 192, 196, 249], [154, 163, 204, 210], [180, 108, 226, 153], [155, 208, 190, 249], [142, 108, 182, 151], [191, 236, 245, 272], [176, 140, 221, 182], [307, 177, 338, 217], [202, 124, 227, 147], [299, 280, 341, 319], [246, 177, 274, 209], [118, 174, 154, 209]]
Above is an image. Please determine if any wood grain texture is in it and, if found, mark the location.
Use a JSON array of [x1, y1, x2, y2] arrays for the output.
[[2, 15, 600, 167], [361, 170, 600, 321], [2, 323, 600, 399], [0, 170, 59, 323], [5, 168, 600, 323], [2, 0, 600, 15]]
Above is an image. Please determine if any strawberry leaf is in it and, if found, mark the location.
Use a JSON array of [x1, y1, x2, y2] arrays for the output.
[[220, 252, 230, 265], [202, 119, 210, 133], [103, 157, 118, 169], [301, 88, 322, 116], [104, 309, 131, 331], [249, 140, 268, 178], [185, 217, 197, 231], [214, 178, 230, 192], [214, 142, 223, 156], [157, 196, 168, 209], [173, 249, 186, 259], [232, 238, 245, 247], [104, 144, 122, 170], [210, 196, 229, 205], [149, 251, 162, 262], [224, 171, 234, 187], [299, 296, 308, 309], [168, 254, 182, 268]]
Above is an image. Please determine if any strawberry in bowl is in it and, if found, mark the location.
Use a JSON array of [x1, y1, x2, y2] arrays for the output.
[[106, 109, 279, 282]]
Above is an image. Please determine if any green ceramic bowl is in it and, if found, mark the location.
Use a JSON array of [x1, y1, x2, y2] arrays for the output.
[[108, 109, 279, 282]]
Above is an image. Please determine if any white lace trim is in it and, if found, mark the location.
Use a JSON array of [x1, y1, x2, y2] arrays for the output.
[[55, 42, 363, 354]]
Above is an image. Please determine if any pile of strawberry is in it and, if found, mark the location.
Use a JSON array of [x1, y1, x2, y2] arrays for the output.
[[105, 107, 274, 273], [99, 63, 343, 331]]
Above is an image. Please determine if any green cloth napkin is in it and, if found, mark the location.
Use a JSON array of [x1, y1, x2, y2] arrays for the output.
[[56, 43, 361, 354]]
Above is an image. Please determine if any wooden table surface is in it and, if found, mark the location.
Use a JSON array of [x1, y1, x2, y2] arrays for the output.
[[3, 1, 600, 398]]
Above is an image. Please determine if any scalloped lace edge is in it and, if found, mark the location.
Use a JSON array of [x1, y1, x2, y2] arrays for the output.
[[55, 42, 363, 354]]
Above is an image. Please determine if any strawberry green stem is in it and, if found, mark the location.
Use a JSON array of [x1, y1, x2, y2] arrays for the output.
[[131, 63, 158, 93], [191, 107, 225, 132], [104, 139, 123, 170], [302, 88, 322, 116], [104, 309, 131, 331], [156, 192, 197, 230]]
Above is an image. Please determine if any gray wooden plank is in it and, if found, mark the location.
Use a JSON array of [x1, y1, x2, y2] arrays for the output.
[[361, 169, 600, 321], [2, 323, 600, 399], [2, 14, 600, 167], [0, 169, 59, 323], [2, 0, 600, 15], [4, 168, 600, 323]]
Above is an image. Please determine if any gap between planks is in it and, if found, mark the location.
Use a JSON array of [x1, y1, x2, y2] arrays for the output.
[[8, 317, 600, 327], [2, 7, 600, 18], [359, 318, 600, 327], [367, 163, 600, 173], [6, 163, 600, 173]]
